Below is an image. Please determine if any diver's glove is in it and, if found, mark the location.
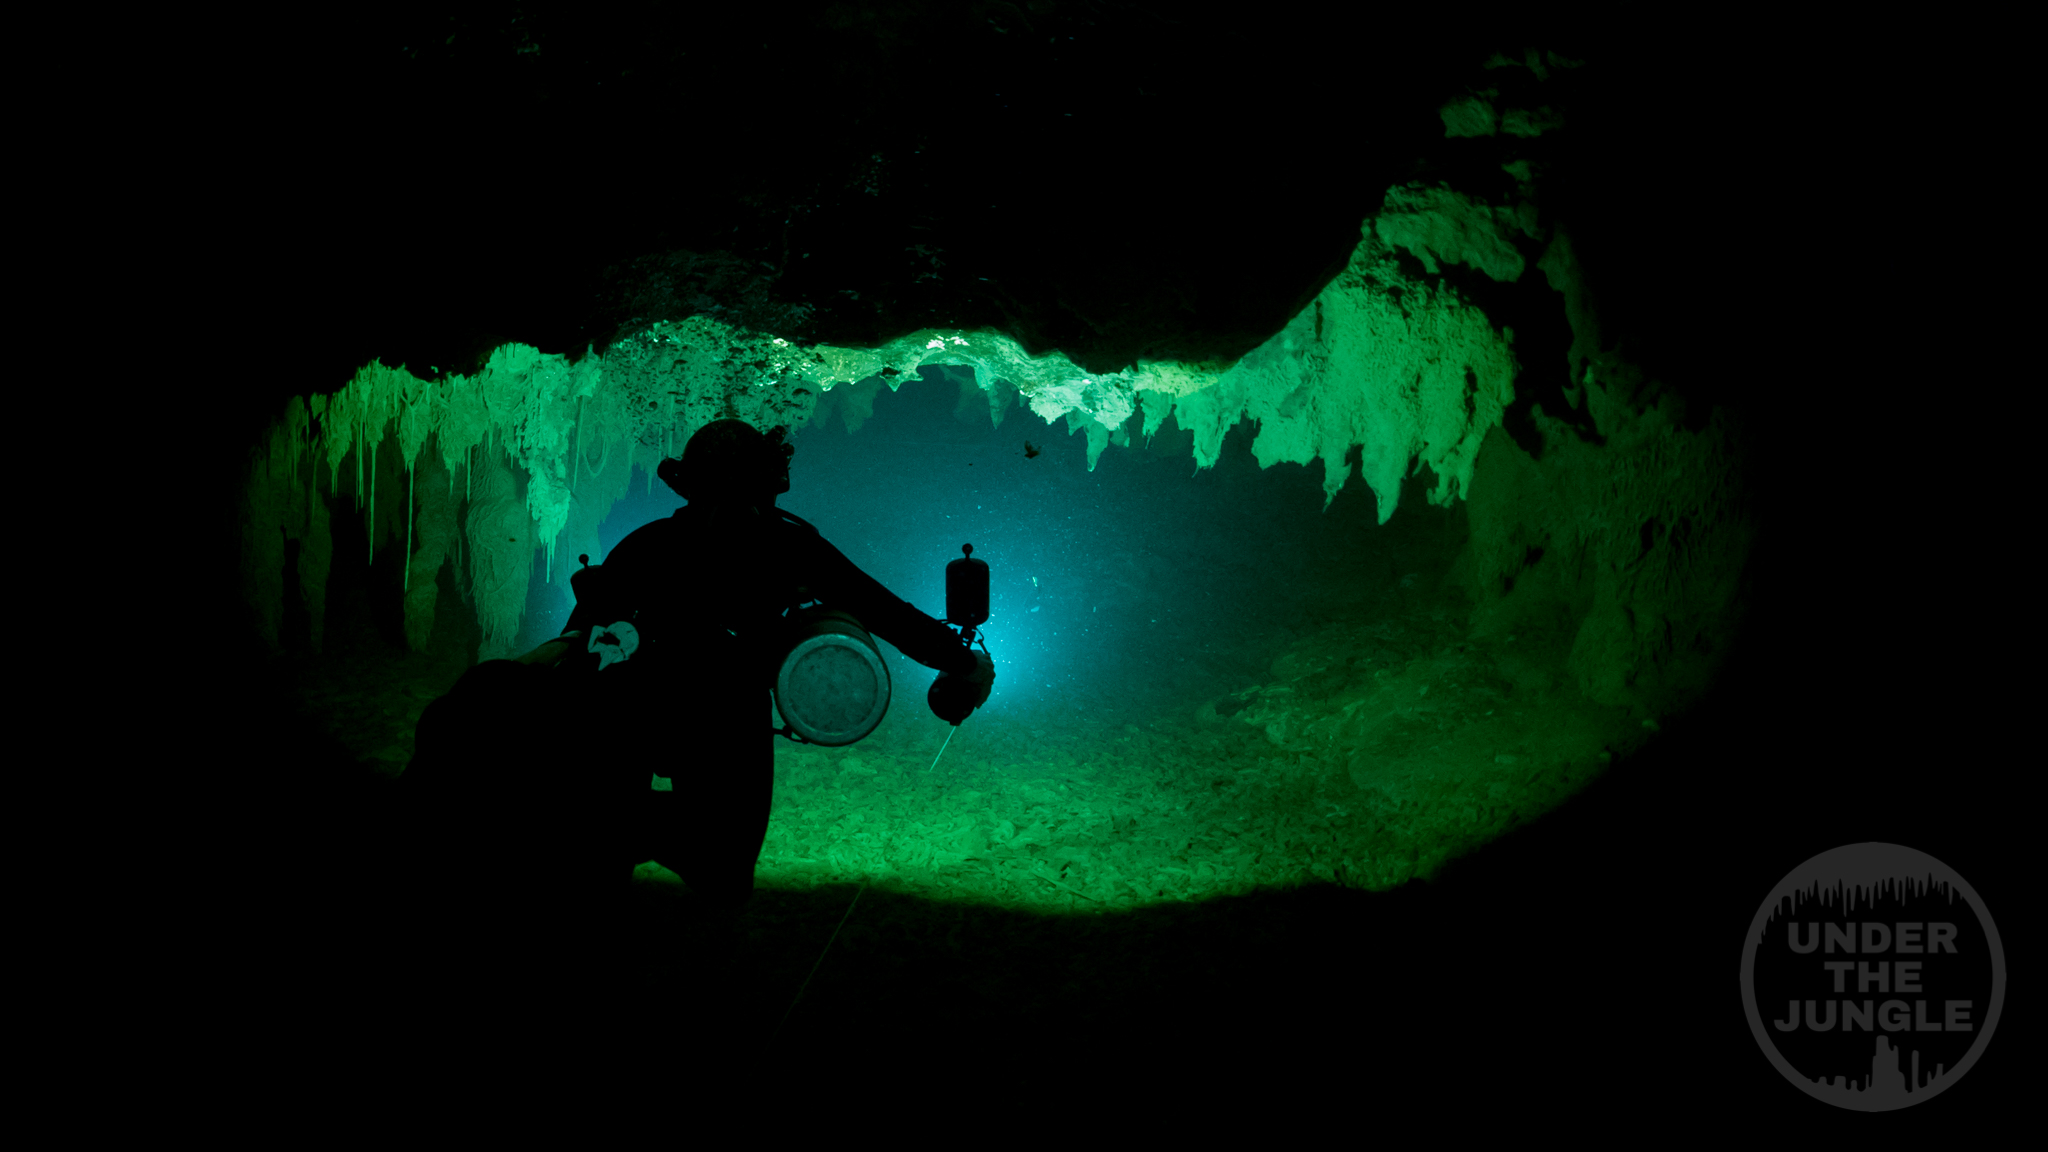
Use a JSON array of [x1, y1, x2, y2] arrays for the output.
[[929, 651, 995, 723]]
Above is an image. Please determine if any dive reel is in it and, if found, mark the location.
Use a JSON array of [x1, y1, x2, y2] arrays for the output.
[[770, 607, 892, 747]]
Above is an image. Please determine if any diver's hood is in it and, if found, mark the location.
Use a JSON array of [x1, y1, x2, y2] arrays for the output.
[[660, 419, 793, 502]]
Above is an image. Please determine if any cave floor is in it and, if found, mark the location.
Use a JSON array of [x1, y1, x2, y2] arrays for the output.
[[261, 585, 1669, 1094], [279, 580, 1634, 915]]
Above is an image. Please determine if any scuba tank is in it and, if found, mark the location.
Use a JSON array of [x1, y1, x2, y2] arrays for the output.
[[928, 544, 991, 725]]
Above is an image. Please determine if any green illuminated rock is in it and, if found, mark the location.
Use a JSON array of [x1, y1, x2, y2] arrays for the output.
[[237, 181, 1528, 660], [236, 161, 1743, 726]]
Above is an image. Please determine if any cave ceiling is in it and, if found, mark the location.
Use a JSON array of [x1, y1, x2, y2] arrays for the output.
[[206, 2, 1787, 434]]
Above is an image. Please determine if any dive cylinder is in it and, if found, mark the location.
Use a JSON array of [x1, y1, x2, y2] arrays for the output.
[[771, 607, 891, 746]]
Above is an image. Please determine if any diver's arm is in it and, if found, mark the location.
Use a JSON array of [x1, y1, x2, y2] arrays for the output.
[[805, 534, 978, 676], [516, 633, 586, 667]]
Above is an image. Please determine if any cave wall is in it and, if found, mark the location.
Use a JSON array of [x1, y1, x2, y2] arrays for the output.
[[1452, 231, 1753, 719]]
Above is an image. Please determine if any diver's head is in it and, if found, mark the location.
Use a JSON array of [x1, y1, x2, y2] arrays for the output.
[[658, 419, 794, 508]]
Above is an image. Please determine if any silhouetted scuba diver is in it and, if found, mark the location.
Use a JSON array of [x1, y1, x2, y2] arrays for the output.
[[406, 418, 994, 970]]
